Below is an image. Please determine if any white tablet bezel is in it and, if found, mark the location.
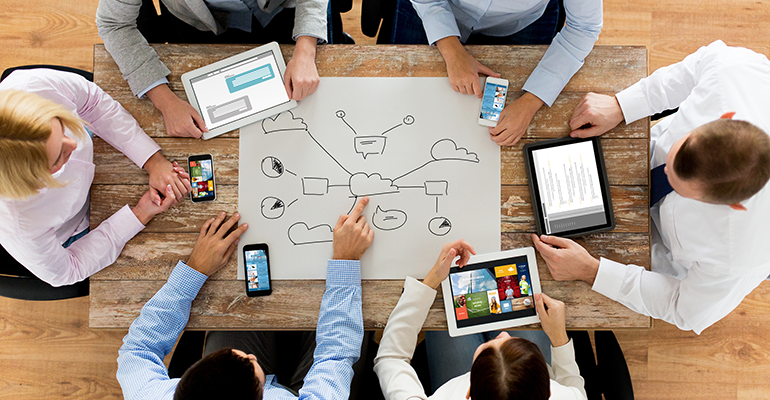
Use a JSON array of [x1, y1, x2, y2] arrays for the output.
[[441, 247, 541, 337], [181, 42, 297, 140]]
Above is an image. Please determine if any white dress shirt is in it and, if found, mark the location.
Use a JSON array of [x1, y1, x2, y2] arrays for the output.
[[592, 40, 770, 334], [374, 276, 587, 400], [0, 69, 161, 286], [410, 0, 603, 106]]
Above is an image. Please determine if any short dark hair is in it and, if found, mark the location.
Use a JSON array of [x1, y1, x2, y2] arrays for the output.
[[174, 348, 263, 400], [469, 337, 550, 400], [673, 119, 770, 204]]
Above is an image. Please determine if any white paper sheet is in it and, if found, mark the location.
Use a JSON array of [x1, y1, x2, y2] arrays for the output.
[[238, 78, 501, 279]]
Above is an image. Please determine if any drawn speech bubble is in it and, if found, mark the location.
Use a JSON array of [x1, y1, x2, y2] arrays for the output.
[[372, 206, 407, 231], [354, 136, 386, 159]]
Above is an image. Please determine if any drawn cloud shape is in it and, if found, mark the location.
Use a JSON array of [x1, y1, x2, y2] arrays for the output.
[[288, 222, 333, 245], [430, 139, 479, 162], [372, 206, 407, 231], [262, 111, 308, 134], [349, 173, 399, 196]]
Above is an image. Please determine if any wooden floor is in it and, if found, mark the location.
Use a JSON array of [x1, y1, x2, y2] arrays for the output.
[[1, 0, 770, 399]]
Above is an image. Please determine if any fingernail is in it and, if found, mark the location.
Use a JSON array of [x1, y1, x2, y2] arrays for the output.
[[220, 211, 225, 216], [155, 201, 161, 206], [234, 213, 240, 217], [243, 223, 248, 228], [235, 238, 240, 244]]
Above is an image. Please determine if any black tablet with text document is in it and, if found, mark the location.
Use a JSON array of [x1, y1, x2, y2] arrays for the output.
[[523, 137, 615, 237]]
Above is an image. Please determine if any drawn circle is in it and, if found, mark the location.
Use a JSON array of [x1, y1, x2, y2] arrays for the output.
[[428, 216, 452, 236], [261, 156, 284, 178], [403, 115, 415, 125], [335, 110, 346, 118], [523, 298, 532, 307], [261, 196, 285, 219]]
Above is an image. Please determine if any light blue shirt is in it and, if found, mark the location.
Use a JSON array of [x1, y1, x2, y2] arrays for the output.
[[116, 259, 363, 400], [411, 0, 603, 106]]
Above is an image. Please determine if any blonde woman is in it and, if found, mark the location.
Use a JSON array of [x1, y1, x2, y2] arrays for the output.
[[0, 68, 191, 286]]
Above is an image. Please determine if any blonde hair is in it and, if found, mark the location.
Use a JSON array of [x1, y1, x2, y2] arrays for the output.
[[0, 89, 87, 199]]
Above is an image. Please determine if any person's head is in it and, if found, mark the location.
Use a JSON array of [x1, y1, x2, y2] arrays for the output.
[[468, 332, 550, 400], [0, 89, 86, 199], [522, 275, 527, 281], [174, 348, 266, 400], [665, 117, 770, 208]]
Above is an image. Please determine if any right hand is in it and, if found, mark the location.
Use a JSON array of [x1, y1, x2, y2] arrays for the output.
[[422, 240, 476, 289], [132, 185, 178, 225], [332, 197, 374, 260], [146, 84, 208, 138], [535, 293, 569, 347], [569, 92, 625, 138], [187, 212, 249, 276], [436, 37, 501, 98]]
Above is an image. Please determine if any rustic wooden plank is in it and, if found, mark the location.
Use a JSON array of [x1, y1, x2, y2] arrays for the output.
[[90, 184, 648, 234], [106, 89, 648, 140], [93, 137, 648, 186], [93, 44, 647, 94], [90, 232, 649, 281], [88, 279, 650, 330]]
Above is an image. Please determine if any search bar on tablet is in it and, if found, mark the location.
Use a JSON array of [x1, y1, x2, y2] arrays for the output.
[[226, 64, 275, 93]]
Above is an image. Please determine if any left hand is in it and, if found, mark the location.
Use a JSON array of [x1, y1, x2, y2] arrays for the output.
[[144, 152, 192, 205], [531, 234, 600, 285], [422, 239, 476, 289], [488, 92, 544, 146], [284, 36, 320, 101]]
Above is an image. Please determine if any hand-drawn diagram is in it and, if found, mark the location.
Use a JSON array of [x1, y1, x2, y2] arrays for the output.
[[255, 110, 481, 244], [238, 77, 501, 280]]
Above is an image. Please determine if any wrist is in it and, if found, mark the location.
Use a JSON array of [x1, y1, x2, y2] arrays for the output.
[[131, 205, 152, 225], [436, 37, 463, 60], [145, 84, 175, 113], [422, 271, 442, 290], [549, 332, 570, 348], [584, 257, 600, 286], [142, 151, 166, 172], [519, 92, 545, 113], [294, 36, 317, 59]]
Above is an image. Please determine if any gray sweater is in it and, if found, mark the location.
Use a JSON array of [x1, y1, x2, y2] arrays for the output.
[[96, 0, 328, 96]]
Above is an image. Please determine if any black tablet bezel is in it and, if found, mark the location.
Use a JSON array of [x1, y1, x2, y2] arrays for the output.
[[523, 137, 615, 237]]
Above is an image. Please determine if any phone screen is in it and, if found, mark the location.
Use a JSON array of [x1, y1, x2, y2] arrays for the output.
[[189, 156, 215, 202], [245, 247, 271, 295], [480, 81, 508, 122]]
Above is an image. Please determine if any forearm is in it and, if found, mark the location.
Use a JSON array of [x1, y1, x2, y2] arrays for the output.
[[293, 35, 318, 62]]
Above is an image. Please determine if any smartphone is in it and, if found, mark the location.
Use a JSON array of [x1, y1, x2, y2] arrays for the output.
[[243, 243, 272, 297], [478, 77, 509, 127], [188, 154, 216, 202]]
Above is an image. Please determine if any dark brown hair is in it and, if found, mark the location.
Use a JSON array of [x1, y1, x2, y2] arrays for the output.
[[673, 119, 770, 204], [469, 337, 550, 400], [174, 348, 263, 400]]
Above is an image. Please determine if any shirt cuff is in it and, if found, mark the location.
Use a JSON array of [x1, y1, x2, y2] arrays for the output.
[[406, 276, 438, 299], [137, 77, 169, 99], [169, 260, 209, 300], [522, 68, 562, 107], [112, 205, 147, 243], [551, 338, 575, 357], [419, 10, 462, 45], [592, 257, 627, 300], [615, 82, 652, 124], [294, 33, 325, 45], [326, 260, 361, 287]]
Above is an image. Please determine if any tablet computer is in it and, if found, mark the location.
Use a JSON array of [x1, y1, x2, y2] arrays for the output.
[[442, 248, 541, 337], [181, 42, 297, 140], [523, 137, 615, 237]]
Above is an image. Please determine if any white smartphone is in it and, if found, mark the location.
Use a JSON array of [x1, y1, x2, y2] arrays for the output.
[[478, 77, 509, 127]]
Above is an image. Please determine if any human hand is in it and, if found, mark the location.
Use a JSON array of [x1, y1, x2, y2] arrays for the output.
[[422, 240, 476, 289], [284, 36, 320, 101], [531, 234, 600, 285], [488, 92, 544, 146], [534, 293, 569, 347], [132, 185, 178, 225], [569, 92, 624, 138], [146, 84, 207, 138], [332, 197, 374, 260], [144, 153, 192, 204], [436, 37, 500, 98], [187, 212, 249, 276]]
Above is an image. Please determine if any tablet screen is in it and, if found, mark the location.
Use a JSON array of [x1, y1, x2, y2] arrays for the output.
[[189, 49, 290, 130], [449, 255, 536, 328], [530, 139, 609, 235]]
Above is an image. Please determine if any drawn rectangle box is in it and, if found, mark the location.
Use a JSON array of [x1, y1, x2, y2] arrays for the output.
[[226, 64, 275, 93], [425, 181, 448, 196], [207, 95, 253, 124], [302, 177, 329, 195]]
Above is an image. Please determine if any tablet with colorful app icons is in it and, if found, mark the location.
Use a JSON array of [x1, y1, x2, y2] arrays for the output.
[[442, 247, 541, 337]]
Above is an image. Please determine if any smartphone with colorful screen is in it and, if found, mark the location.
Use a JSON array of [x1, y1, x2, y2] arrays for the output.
[[188, 154, 216, 202], [243, 243, 272, 296], [478, 77, 509, 127]]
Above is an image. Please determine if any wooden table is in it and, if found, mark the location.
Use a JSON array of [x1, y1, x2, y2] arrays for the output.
[[89, 44, 650, 330]]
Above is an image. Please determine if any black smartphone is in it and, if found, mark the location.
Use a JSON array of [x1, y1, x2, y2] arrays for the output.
[[243, 243, 272, 296], [188, 154, 216, 202]]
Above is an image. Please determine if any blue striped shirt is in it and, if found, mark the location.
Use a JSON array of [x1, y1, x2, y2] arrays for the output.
[[116, 259, 363, 400]]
